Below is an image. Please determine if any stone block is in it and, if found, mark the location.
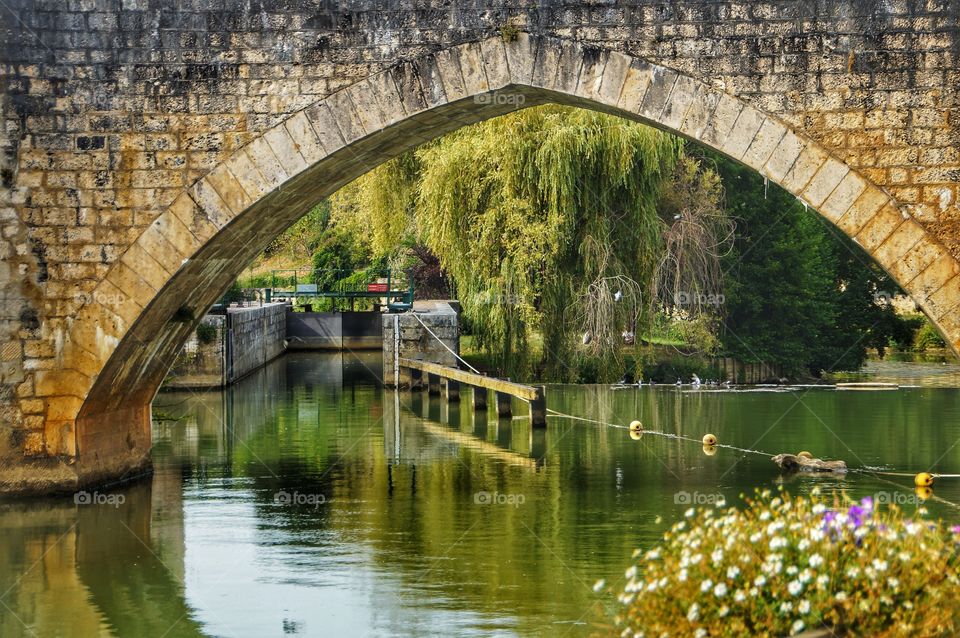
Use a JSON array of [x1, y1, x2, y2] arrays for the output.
[[855, 204, 906, 252], [638, 66, 679, 122], [741, 118, 787, 170], [283, 111, 326, 166], [820, 171, 868, 222], [458, 42, 490, 97], [263, 124, 308, 178], [720, 107, 766, 160], [204, 162, 252, 215], [781, 145, 830, 195], [700, 93, 743, 149], [479, 38, 511, 91], [504, 32, 538, 87], [304, 102, 346, 155], [803, 158, 850, 208], [836, 187, 890, 236]]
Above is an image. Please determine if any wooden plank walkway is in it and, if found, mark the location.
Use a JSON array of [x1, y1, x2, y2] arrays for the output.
[[398, 357, 546, 427]]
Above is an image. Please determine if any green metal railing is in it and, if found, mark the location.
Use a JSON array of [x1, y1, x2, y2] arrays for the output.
[[269, 268, 414, 310]]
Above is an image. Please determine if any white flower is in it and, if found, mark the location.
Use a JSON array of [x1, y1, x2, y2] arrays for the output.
[[779, 601, 793, 614], [816, 574, 830, 588], [711, 549, 724, 564], [749, 532, 762, 543], [687, 602, 700, 622], [734, 589, 746, 602], [726, 566, 740, 580], [788, 580, 803, 596], [887, 577, 900, 589], [798, 539, 810, 551], [846, 567, 860, 579], [799, 569, 813, 584], [749, 587, 759, 597], [754, 575, 767, 587], [812, 503, 826, 514], [713, 582, 728, 598], [593, 579, 605, 593], [809, 554, 823, 568], [786, 566, 798, 576], [701, 579, 713, 593], [718, 605, 729, 618], [685, 508, 696, 518], [769, 536, 787, 550], [872, 559, 888, 572], [678, 568, 688, 582], [694, 629, 707, 638], [836, 591, 848, 602], [625, 566, 637, 579], [798, 599, 810, 614], [759, 511, 771, 521], [790, 620, 805, 635]]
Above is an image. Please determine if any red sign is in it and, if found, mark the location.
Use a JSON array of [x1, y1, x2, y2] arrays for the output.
[[367, 283, 388, 293]]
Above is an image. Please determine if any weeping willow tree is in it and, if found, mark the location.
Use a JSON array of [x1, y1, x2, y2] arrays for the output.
[[332, 106, 682, 380]]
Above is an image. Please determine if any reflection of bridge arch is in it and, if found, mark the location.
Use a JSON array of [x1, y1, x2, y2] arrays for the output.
[[20, 34, 960, 491]]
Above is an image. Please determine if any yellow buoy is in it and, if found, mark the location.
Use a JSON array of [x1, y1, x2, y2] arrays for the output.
[[629, 420, 643, 433], [797, 451, 813, 459], [702, 433, 717, 446], [915, 472, 934, 487], [915, 486, 934, 501], [702, 444, 717, 456], [629, 429, 643, 441]]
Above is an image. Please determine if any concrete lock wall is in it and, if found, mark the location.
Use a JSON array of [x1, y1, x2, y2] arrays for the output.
[[383, 302, 460, 388], [162, 303, 287, 389], [225, 303, 287, 384]]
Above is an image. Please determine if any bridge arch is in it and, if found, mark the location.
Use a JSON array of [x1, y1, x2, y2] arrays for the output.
[[30, 34, 960, 488]]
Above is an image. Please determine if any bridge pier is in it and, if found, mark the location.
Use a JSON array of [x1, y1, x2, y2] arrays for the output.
[[445, 379, 460, 402], [496, 392, 512, 418], [472, 386, 487, 410], [427, 373, 441, 396]]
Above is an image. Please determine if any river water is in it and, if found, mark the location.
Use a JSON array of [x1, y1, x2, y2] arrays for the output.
[[4, 351, 960, 637]]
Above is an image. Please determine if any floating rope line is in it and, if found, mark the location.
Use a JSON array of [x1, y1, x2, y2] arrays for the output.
[[545, 407, 960, 489], [545, 408, 776, 457]]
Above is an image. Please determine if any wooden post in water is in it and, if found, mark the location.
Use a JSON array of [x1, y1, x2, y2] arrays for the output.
[[428, 373, 441, 395], [496, 391, 512, 418], [529, 386, 546, 428], [445, 378, 460, 402], [410, 368, 423, 390], [472, 386, 487, 410]]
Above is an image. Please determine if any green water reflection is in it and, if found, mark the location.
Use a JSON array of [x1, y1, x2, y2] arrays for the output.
[[3, 352, 960, 637]]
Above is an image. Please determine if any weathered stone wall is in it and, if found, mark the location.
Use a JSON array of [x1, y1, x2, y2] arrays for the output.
[[1, 0, 959, 492], [383, 302, 459, 387], [225, 302, 287, 383]]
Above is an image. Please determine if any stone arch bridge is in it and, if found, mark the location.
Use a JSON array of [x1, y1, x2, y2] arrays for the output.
[[1, 1, 959, 493]]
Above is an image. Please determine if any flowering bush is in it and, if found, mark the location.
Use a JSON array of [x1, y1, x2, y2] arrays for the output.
[[606, 489, 960, 637]]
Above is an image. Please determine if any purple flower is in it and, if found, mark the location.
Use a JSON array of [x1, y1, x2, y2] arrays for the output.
[[950, 525, 960, 535]]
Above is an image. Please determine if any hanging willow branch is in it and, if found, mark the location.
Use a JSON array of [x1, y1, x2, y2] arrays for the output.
[[653, 157, 735, 318]]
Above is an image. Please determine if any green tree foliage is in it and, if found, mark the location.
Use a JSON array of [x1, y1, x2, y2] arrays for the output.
[[709, 150, 907, 375], [339, 105, 686, 380]]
